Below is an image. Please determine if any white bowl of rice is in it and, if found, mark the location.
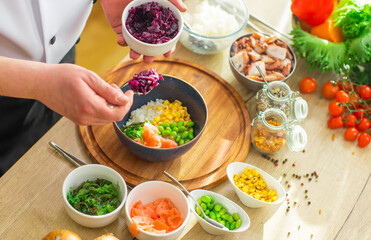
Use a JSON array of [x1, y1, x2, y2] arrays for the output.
[[113, 74, 208, 162], [180, 0, 249, 54]]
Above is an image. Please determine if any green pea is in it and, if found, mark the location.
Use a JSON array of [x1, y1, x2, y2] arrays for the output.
[[214, 203, 222, 212], [188, 132, 194, 140], [170, 122, 177, 129], [195, 206, 202, 216], [162, 130, 170, 136], [170, 131, 177, 137], [229, 221, 236, 230], [189, 127, 194, 133], [165, 127, 171, 131], [232, 213, 240, 221], [209, 211, 216, 220], [173, 127, 179, 132], [178, 126, 186, 132], [179, 139, 184, 145], [201, 203, 207, 211], [181, 131, 189, 139], [175, 135, 181, 143], [177, 121, 184, 127], [201, 195, 211, 204], [205, 209, 210, 215], [236, 219, 242, 229], [185, 139, 190, 143], [158, 126, 164, 132], [187, 121, 194, 127], [220, 208, 226, 215], [160, 123, 169, 128]]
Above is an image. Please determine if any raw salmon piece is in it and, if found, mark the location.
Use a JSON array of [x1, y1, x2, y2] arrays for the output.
[[142, 123, 161, 147]]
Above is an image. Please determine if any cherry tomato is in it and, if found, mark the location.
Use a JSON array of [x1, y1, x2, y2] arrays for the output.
[[344, 127, 359, 141], [343, 114, 357, 128], [335, 90, 350, 103], [300, 77, 317, 93], [328, 116, 343, 129], [338, 80, 353, 92], [358, 132, 371, 148], [360, 85, 371, 100], [322, 81, 340, 99], [356, 118, 371, 132], [328, 100, 345, 117], [354, 108, 365, 120], [349, 92, 360, 109]]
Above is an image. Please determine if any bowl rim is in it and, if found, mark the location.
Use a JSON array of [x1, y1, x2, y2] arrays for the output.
[[62, 164, 128, 219], [228, 32, 297, 85], [226, 162, 286, 206], [189, 189, 250, 233], [124, 180, 191, 237], [121, 0, 184, 47], [113, 74, 208, 151], [182, 0, 249, 39]]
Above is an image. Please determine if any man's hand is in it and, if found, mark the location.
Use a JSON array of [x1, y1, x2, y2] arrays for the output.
[[100, 0, 187, 63]]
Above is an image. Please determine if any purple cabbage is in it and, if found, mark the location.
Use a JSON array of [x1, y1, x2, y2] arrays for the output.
[[126, 2, 179, 44], [128, 68, 164, 95]]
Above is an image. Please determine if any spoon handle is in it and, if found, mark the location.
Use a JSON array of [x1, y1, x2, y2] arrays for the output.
[[49, 141, 88, 167]]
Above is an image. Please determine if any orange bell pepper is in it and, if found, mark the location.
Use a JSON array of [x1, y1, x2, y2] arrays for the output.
[[310, 19, 343, 43]]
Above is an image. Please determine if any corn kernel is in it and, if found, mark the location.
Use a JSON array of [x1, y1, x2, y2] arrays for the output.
[[164, 100, 170, 105], [156, 106, 162, 111]]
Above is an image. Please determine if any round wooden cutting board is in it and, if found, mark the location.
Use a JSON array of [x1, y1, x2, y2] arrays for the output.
[[78, 58, 251, 190]]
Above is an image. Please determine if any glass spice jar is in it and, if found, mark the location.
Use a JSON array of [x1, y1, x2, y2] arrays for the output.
[[256, 81, 308, 122], [251, 108, 307, 154]]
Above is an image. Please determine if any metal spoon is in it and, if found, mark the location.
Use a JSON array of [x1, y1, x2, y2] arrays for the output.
[[183, 20, 218, 52], [163, 171, 229, 231], [256, 65, 269, 85]]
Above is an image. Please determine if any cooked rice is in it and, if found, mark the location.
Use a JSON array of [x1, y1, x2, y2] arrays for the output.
[[125, 99, 165, 126]]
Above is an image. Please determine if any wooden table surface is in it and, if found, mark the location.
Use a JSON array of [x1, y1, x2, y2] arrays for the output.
[[0, 0, 370, 239]]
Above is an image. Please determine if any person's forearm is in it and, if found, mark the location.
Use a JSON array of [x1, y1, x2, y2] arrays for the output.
[[0, 56, 49, 100]]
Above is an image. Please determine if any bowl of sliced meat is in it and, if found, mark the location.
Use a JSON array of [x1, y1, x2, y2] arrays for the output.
[[229, 32, 296, 91]]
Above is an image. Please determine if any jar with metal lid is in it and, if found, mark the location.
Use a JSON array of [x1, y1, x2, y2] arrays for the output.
[[256, 81, 308, 122], [251, 108, 307, 154]]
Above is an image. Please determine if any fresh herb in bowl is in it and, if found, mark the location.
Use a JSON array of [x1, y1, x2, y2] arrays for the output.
[[67, 178, 120, 216]]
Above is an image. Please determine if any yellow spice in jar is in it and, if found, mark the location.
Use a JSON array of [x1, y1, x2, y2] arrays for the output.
[[233, 167, 278, 202]]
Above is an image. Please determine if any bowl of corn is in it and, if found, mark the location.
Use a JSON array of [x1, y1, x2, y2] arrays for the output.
[[226, 162, 286, 208]]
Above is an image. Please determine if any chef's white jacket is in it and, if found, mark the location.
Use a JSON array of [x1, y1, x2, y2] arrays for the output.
[[0, 0, 93, 63]]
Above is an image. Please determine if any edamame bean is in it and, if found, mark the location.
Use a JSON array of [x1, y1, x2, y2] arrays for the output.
[[196, 206, 202, 216], [208, 203, 214, 210], [178, 126, 186, 132], [201, 195, 211, 204], [173, 127, 179, 132], [181, 131, 189, 139], [228, 216, 234, 223], [177, 121, 184, 127], [236, 219, 242, 229], [230, 221, 236, 230], [179, 139, 184, 145], [189, 127, 194, 133], [170, 122, 177, 129], [185, 139, 190, 144], [188, 132, 194, 140], [205, 209, 210, 215], [214, 203, 222, 212], [170, 131, 177, 138], [209, 211, 216, 220], [232, 213, 240, 221], [201, 203, 207, 211], [162, 130, 170, 136], [225, 221, 230, 229], [158, 126, 164, 132], [175, 135, 181, 143], [165, 127, 171, 131], [220, 208, 226, 215], [160, 123, 169, 128], [187, 121, 195, 127]]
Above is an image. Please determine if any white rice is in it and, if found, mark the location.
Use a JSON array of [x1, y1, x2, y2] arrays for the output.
[[125, 99, 165, 126]]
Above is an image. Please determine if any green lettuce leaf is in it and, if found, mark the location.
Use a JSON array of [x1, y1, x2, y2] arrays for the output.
[[290, 25, 347, 73], [347, 26, 371, 64]]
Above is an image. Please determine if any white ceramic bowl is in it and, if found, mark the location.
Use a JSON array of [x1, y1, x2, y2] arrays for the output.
[[124, 181, 190, 240], [121, 0, 184, 56], [227, 162, 286, 208], [62, 164, 128, 228], [189, 189, 250, 235]]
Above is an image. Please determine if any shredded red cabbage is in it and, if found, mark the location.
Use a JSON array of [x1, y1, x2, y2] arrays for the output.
[[126, 2, 179, 44], [128, 68, 164, 95]]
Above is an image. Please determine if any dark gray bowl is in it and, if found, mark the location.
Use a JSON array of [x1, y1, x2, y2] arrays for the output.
[[229, 33, 297, 92], [113, 75, 208, 162]]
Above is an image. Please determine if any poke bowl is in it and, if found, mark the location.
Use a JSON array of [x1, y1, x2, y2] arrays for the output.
[[121, 0, 184, 56], [113, 74, 208, 162], [229, 32, 297, 91], [180, 0, 249, 55], [124, 181, 190, 240]]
